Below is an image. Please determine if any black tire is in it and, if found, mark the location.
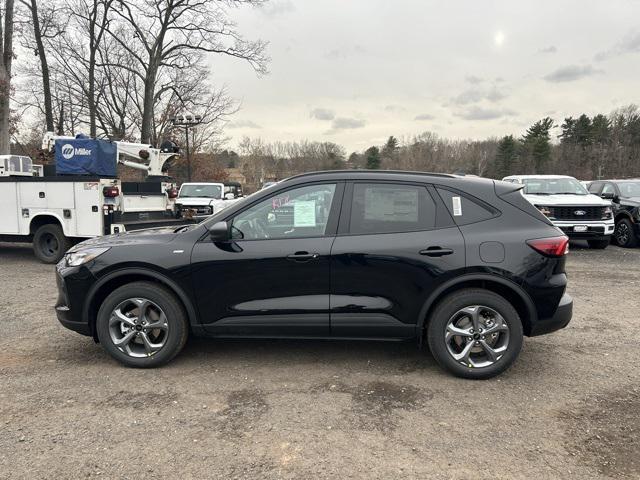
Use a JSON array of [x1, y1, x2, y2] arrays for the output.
[[587, 238, 610, 249], [32, 224, 71, 264], [426, 289, 523, 380], [96, 282, 189, 368], [614, 218, 639, 248]]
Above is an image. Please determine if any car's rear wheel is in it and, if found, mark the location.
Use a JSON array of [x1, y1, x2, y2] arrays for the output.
[[587, 238, 610, 249], [427, 289, 523, 379], [614, 218, 638, 248], [96, 282, 189, 368]]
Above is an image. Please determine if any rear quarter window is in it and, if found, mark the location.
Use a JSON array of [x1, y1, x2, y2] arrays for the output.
[[436, 187, 498, 225]]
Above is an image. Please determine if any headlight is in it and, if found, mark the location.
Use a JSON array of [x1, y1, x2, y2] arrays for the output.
[[602, 206, 613, 220], [536, 205, 553, 217], [65, 247, 110, 267]]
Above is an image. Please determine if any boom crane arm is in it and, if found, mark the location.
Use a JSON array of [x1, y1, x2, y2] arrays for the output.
[[42, 132, 180, 177]]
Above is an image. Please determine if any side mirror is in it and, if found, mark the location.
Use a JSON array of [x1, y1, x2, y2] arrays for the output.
[[208, 221, 229, 241], [601, 192, 615, 200]]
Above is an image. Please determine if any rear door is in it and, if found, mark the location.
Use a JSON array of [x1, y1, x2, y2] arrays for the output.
[[329, 181, 465, 338]]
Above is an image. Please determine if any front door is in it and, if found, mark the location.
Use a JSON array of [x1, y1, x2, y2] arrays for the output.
[[191, 182, 343, 337], [330, 182, 465, 338]]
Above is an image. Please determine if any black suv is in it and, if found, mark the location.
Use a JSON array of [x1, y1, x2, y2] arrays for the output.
[[55, 171, 573, 379], [587, 179, 640, 248]]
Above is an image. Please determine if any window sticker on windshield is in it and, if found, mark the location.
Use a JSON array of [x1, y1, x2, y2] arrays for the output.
[[452, 196, 462, 216], [294, 200, 316, 227]]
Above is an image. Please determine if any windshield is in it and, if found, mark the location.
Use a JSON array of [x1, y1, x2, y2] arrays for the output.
[[619, 182, 640, 197], [178, 184, 222, 199], [522, 178, 588, 195]]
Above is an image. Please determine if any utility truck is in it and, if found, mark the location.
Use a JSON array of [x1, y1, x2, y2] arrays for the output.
[[0, 133, 189, 263]]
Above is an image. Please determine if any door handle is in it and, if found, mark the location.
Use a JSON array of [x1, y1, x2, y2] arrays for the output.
[[287, 251, 320, 262], [419, 246, 454, 257]]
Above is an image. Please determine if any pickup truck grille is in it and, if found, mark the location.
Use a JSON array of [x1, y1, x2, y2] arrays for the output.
[[551, 206, 603, 220]]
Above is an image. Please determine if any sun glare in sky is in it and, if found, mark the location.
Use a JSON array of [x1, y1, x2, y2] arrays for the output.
[[494, 30, 505, 47]]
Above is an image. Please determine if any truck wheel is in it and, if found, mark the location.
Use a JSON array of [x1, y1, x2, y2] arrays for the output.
[[33, 224, 71, 264], [426, 289, 523, 379], [614, 218, 639, 248], [96, 282, 189, 368], [587, 238, 610, 249]]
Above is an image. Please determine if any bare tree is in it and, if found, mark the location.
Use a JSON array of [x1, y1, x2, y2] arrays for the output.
[[0, 0, 15, 153], [19, 0, 64, 131], [108, 0, 268, 143]]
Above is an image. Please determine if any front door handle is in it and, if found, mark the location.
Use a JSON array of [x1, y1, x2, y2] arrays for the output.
[[419, 246, 454, 257], [287, 251, 320, 262]]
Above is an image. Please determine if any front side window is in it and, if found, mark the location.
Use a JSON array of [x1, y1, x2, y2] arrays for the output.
[[349, 183, 435, 234], [619, 181, 640, 197], [601, 183, 616, 195], [588, 182, 601, 194], [231, 183, 337, 240]]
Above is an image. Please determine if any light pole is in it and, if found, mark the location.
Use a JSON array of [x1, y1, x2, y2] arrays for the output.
[[171, 113, 202, 182]]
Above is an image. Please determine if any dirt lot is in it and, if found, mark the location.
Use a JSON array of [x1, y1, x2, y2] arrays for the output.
[[0, 241, 638, 479]]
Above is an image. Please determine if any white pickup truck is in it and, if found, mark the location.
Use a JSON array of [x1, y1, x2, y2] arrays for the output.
[[175, 182, 242, 219], [502, 174, 614, 249]]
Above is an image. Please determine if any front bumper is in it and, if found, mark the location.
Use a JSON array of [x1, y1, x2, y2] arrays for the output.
[[529, 293, 573, 336], [554, 220, 614, 239], [55, 263, 95, 337]]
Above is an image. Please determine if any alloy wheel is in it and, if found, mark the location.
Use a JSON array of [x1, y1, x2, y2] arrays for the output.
[[444, 305, 510, 368], [616, 222, 630, 245], [108, 298, 169, 358]]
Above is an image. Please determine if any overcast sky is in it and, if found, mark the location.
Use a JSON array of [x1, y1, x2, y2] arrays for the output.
[[211, 0, 640, 153]]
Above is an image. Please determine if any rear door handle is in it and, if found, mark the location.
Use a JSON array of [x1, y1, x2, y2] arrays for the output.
[[287, 251, 320, 262], [419, 247, 454, 257]]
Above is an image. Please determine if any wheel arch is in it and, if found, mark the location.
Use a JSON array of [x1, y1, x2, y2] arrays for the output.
[[29, 214, 65, 235], [614, 211, 635, 223], [417, 274, 537, 342], [83, 268, 199, 341]]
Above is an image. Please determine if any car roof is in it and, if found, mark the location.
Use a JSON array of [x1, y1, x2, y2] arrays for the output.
[[288, 169, 457, 181], [502, 174, 576, 180], [597, 178, 640, 183]]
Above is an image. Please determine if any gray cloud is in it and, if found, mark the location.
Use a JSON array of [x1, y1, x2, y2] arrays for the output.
[[226, 120, 262, 129], [384, 104, 407, 113], [543, 64, 603, 82], [450, 85, 508, 105], [414, 113, 435, 121], [538, 45, 558, 54], [454, 106, 516, 121], [326, 117, 366, 133], [595, 30, 640, 61], [258, 0, 295, 17], [310, 108, 336, 121], [465, 75, 484, 84]]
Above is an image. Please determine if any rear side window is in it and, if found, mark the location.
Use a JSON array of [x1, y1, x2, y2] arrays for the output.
[[436, 187, 497, 225], [349, 183, 435, 234]]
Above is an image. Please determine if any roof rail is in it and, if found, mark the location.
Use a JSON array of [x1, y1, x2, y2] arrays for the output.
[[287, 169, 457, 180]]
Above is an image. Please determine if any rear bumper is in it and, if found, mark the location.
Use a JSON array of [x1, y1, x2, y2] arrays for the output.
[[529, 293, 573, 336]]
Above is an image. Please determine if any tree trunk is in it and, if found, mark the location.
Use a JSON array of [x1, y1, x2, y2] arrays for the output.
[[29, 0, 54, 131], [140, 64, 157, 144], [0, 0, 15, 154]]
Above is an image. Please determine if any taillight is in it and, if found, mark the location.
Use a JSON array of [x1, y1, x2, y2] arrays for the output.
[[167, 187, 178, 199], [103, 186, 120, 197], [526, 235, 569, 257]]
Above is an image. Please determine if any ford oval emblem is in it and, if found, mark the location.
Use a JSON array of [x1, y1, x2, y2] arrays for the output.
[[574, 210, 586, 216]]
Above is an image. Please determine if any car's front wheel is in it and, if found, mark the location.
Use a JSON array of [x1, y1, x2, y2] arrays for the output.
[[427, 289, 523, 379], [614, 218, 638, 248], [96, 282, 189, 368]]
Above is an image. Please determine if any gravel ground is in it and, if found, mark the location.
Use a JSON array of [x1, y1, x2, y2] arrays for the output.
[[0, 241, 638, 479]]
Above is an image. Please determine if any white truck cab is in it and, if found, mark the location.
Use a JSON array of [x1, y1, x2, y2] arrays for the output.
[[502, 174, 614, 249], [176, 182, 241, 219]]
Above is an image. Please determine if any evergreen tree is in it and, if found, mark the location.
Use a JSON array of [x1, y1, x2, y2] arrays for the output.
[[365, 146, 381, 169], [591, 114, 611, 145], [494, 135, 518, 177], [522, 117, 554, 173]]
